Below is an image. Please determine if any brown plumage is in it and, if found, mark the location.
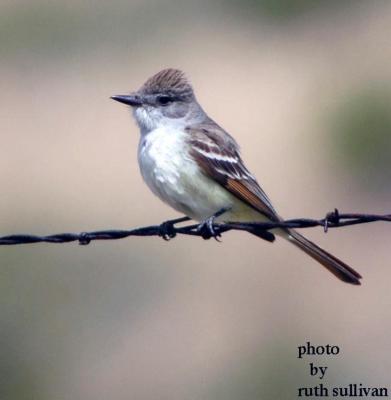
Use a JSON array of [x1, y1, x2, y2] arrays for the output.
[[187, 124, 362, 285]]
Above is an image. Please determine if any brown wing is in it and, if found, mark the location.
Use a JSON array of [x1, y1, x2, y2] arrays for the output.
[[186, 123, 280, 222], [186, 125, 362, 285]]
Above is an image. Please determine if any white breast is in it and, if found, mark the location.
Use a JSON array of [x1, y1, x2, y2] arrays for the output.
[[138, 127, 196, 214], [137, 126, 237, 220]]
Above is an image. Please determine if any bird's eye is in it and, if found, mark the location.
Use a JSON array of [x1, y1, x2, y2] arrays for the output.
[[156, 95, 172, 106]]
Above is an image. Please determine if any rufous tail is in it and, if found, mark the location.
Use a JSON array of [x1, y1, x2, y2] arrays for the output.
[[287, 229, 362, 285]]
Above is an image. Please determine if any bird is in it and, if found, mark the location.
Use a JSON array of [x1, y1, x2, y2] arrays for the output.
[[111, 68, 362, 285]]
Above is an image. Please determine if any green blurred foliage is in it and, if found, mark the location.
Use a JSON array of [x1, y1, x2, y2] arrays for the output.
[[0, 3, 84, 58], [0, 1, 170, 63], [330, 86, 391, 191], [229, 0, 357, 20]]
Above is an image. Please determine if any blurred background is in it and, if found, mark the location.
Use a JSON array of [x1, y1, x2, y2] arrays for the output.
[[1, 0, 390, 399]]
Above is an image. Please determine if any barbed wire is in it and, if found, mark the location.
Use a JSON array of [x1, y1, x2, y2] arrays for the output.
[[1, 209, 389, 246]]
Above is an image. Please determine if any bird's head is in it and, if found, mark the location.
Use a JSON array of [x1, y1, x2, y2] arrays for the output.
[[112, 68, 201, 133]]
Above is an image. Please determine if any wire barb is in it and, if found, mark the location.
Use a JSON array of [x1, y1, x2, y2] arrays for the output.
[[324, 208, 340, 233], [0, 211, 390, 246]]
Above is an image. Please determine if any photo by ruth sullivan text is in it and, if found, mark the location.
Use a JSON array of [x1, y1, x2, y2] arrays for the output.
[[297, 342, 389, 398]]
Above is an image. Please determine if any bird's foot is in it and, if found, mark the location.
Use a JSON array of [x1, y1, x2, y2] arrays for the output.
[[197, 208, 230, 241], [159, 216, 191, 241]]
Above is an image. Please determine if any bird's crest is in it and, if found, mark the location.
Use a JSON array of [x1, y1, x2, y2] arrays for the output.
[[140, 68, 193, 98]]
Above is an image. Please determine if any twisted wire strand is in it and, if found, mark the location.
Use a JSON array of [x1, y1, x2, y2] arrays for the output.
[[1, 210, 389, 246]]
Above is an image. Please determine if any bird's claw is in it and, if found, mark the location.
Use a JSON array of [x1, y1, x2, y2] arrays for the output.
[[158, 216, 191, 241], [197, 208, 230, 241], [197, 215, 221, 241], [158, 221, 177, 241]]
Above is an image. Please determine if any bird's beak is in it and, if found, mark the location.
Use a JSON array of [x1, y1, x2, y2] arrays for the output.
[[110, 94, 143, 107]]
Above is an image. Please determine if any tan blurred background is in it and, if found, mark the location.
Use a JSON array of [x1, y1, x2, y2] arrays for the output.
[[1, 1, 391, 399]]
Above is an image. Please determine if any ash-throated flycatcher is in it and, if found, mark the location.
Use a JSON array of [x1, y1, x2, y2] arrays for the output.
[[111, 68, 361, 285]]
